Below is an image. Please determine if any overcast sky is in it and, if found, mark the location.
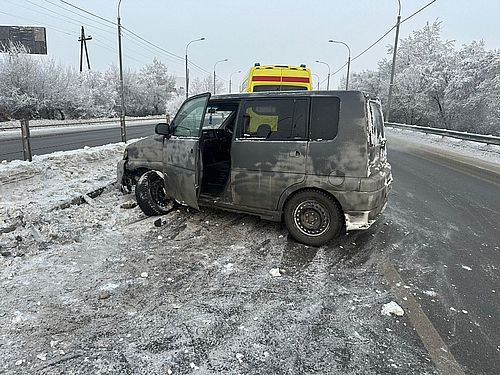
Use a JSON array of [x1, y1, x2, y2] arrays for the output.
[[1, 0, 499, 91]]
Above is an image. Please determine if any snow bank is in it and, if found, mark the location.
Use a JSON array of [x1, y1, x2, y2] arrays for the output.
[[0, 142, 125, 255]]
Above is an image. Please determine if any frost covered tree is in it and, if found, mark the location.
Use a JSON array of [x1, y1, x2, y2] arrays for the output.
[[190, 75, 224, 95], [0, 46, 180, 121], [349, 21, 500, 135], [138, 58, 176, 115]]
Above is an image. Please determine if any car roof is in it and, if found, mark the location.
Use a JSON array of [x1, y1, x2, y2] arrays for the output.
[[211, 90, 377, 101]]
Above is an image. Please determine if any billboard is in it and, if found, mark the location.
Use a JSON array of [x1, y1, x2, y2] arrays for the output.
[[0, 26, 47, 54]]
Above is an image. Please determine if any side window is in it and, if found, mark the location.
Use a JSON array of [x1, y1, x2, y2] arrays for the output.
[[238, 99, 307, 140], [310, 97, 340, 141], [172, 95, 208, 137]]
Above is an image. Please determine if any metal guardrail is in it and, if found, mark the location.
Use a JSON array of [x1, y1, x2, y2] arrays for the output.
[[0, 116, 165, 131], [385, 122, 500, 146]]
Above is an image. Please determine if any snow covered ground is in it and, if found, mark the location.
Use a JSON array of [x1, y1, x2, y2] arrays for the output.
[[3, 128, 496, 374]]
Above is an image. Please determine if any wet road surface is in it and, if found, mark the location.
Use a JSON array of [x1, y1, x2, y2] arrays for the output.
[[384, 133, 500, 374]]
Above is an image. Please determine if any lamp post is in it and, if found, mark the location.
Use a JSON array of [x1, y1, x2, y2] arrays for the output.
[[229, 70, 241, 93], [213, 58, 228, 94], [117, 0, 126, 142], [185, 37, 205, 99], [386, 0, 402, 122], [328, 39, 351, 90], [312, 73, 320, 90], [315, 60, 330, 90]]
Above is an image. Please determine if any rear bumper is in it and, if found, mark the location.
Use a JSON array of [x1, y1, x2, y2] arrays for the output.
[[344, 201, 388, 231], [343, 167, 392, 231]]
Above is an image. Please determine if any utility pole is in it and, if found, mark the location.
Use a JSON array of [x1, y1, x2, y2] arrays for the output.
[[315, 60, 330, 90], [229, 70, 241, 93], [328, 40, 351, 90], [312, 73, 320, 90], [117, 0, 126, 142], [213, 58, 228, 94], [78, 26, 92, 72], [386, 0, 402, 122], [185, 37, 205, 99]]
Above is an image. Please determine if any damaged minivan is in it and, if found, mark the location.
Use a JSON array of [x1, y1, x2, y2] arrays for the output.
[[117, 91, 392, 246]]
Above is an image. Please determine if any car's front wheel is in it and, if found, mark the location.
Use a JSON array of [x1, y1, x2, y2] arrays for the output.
[[284, 190, 344, 246], [135, 171, 171, 216]]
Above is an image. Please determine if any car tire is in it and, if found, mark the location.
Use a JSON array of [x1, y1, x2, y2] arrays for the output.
[[284, 190, 344, 246], [135, 171, 171, 216]]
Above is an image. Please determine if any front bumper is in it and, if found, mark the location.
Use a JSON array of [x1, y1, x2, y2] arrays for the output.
[[117, 159, 126, 186]]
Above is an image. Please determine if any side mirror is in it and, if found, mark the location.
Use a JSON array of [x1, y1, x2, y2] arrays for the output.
[[155, 123, 171, 136]]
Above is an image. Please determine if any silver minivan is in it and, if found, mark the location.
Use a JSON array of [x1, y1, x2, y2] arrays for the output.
[[118, 90, 392, 246]]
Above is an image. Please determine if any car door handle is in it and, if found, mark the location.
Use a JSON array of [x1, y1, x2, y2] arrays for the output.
[[289, 150, 301, 157]]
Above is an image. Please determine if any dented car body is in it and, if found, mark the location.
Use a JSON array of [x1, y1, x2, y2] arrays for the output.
[[118, 90, 392, 246]]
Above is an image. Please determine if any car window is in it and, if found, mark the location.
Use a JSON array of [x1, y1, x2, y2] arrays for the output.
[[369, 101, 385, 142], [203, 109, 234, 129], [172, 95, 208, 137], [309, 97, 340, 141], [238, 98, 308, 140]]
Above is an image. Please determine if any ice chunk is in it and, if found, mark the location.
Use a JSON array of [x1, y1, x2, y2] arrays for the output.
[[269, 268, 281, 277], [381, 301, 404, 316]]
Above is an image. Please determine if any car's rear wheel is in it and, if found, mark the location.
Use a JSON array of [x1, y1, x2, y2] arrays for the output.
[[135, 171, 171, 216], [284, 190, 344, 246]]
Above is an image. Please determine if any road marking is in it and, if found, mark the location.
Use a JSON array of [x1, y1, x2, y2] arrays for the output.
[[379, 258, 465, 375]]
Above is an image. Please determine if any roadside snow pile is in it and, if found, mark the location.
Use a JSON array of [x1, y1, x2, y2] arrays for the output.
[[0, 142, 125, 256], [386, 127, 500, 165], [381, 301, 405, 317]]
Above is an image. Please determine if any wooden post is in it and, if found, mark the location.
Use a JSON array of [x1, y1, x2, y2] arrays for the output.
[[20, 119, 32, 162]]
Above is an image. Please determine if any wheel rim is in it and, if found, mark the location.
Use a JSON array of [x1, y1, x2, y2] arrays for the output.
[[293, 200, 331, 237], [150, 179, 169, 208]]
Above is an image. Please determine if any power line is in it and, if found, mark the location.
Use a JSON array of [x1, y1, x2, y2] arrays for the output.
[[329, 0, 438, 77], [22, 0, 116, 36], [120, 26, 184, 62], [58, 0, 116, 26], [56, 1, 213, 77], [401, 0, 438, 23], [43, 0, 116, 31], [0, 9, 74, 37], [121, 26, 213, 76]]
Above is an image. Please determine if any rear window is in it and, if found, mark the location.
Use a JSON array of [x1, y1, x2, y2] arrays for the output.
[[369, 101, 385, 142], [309, 97, 340, 140]]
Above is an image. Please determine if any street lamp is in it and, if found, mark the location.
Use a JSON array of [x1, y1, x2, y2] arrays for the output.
[[117, 0, 126, 142], [185, 37, 205, 99], [328, 39, 351, 90], [213, 58, 228, 94], [386, 0, 402, 122], [315, 60, 331, 90], [229, 70, 241, 93], [312, 73, 320, 90]]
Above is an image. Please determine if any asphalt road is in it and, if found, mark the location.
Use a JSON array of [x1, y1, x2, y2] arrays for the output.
[[382, 133, 500, 374], [0, 120, 158, 161]]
